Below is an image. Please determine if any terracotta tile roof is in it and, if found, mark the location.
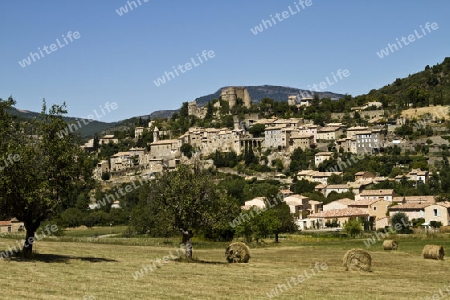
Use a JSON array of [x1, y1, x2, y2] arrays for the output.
[[289, 194, 309, 200], [315, 152, 333, 156], [392, 196, 435, 204], [310, 207, 369, 218], [290, 133, 314, 139], [388, 203, 428, 211], [0, 221, 12, 226], [349, 199, 385, 206], [435, 201, 450, 208], [327, 184, 349, 189], [308, 200, 322, 205], [337, 198, 355, 205], [150, 139, 179, 145], [360, 189, 394, 196]]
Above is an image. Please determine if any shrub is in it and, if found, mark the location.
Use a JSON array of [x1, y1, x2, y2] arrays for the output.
[[344, 218, 362, 238], [430, 221, 442, 228]]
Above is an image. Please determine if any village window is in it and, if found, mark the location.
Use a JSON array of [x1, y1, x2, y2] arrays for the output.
[[8, 226, 11, 232], [373, 207, 377, 211], [433, 209, 438, 217]]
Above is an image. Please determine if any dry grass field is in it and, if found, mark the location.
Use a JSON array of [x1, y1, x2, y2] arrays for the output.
[[1, 232, 449, 300], [401, 105, 449, 120]]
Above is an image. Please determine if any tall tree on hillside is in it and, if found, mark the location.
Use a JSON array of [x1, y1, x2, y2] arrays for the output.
[[0, 98, 94, 258]]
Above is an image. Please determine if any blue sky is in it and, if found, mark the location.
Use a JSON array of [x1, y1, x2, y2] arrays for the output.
[[0, 0, 448, 122]]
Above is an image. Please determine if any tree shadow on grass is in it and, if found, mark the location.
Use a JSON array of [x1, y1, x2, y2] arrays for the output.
[[8, 253, 118, 263], [174, 257, 228, 265]]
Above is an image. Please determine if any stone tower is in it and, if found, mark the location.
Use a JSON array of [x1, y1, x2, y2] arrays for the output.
[[288, 95, 298, 106], [153, 126, 159, 142], [220, 87, 252, 109], [188, 100, 198, 116], [221, 87, 237, 108]]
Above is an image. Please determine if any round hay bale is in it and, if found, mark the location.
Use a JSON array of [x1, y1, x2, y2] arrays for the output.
[[225, 242, 250, 263], [422, 245, 445, 260], [383, 240, 398, 250], [343, 249, 372, 272]]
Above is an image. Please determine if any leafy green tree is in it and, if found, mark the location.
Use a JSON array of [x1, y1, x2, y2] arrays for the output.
[[210, 150, 238, 168], [93, 134, 100, 151], [61, 208, 84, 227], [180, 143, 193, 158], [272, 158, 284, 172], [344, 218, 362, 238], [270, 200, 297, 243], [218, 177, 246, 205], [394, 124, 414, 139], [139, 165, 240, 258], [101, 172, 111, 181], [327, 174, 344, 184], [290, 179, 317, 194], [391, 212, 411, 234], [0, 99, 94, 257], [180, 102, 189, 118], [248, 124, 265, 138], [244, 143, 258, 166], [289, 147, 312, 173]]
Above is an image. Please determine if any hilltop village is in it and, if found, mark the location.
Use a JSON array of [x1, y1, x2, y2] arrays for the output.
[[81, 85, 450, 231]]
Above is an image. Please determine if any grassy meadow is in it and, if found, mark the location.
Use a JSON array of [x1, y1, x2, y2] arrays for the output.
[[1, 228, 449, 300]]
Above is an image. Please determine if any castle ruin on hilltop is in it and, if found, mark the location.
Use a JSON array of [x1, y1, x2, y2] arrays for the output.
[[188, 87, 252, 118]]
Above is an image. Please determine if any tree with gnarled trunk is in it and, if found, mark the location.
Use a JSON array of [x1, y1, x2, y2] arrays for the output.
[[0, 98, 94, 258]]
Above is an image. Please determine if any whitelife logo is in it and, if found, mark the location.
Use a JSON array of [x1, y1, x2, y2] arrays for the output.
[[18, 31, 81, 68], [376, 22, 438, 58], [0, 154, 20, 172], [250, 0, 313, 35], [116, 0, 149, 16], [153, 50, 215, 87]]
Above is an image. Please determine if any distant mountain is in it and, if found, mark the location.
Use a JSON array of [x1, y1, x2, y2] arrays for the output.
[[143, 85, 345, 120], [5, 85, 346, 137], [7, 107, 117, 138]]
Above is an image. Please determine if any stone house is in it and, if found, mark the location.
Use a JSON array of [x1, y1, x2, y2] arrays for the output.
[[349, 199, 391, 227], [323, 198, 354, 211], [264, 125, 289, 150], [309, 207, 369, 228], [150, 139, 179, 160], [317, 127, 343, 141], [110, 152, 133, 172], [388, 203, 428, 221], [297, 125, 318, 143], [424, 202, 450, 226], [94, 160, 110, 179], [135, 127, 144, 139], [0, 218, 24, 233], [357, 189, 394, 202], [324, 184, 350, 197], [297, 170, 343, 185], [354, 171, 375, 181], [289, 133, 314, 152], [315, 152, 333, 166]]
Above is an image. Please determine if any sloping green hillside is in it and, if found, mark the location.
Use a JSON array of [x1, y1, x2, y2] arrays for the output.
[[358, 57, 450, 108]]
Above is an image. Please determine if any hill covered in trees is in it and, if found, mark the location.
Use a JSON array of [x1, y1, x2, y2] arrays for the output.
[[356, 57, 450, 109]]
